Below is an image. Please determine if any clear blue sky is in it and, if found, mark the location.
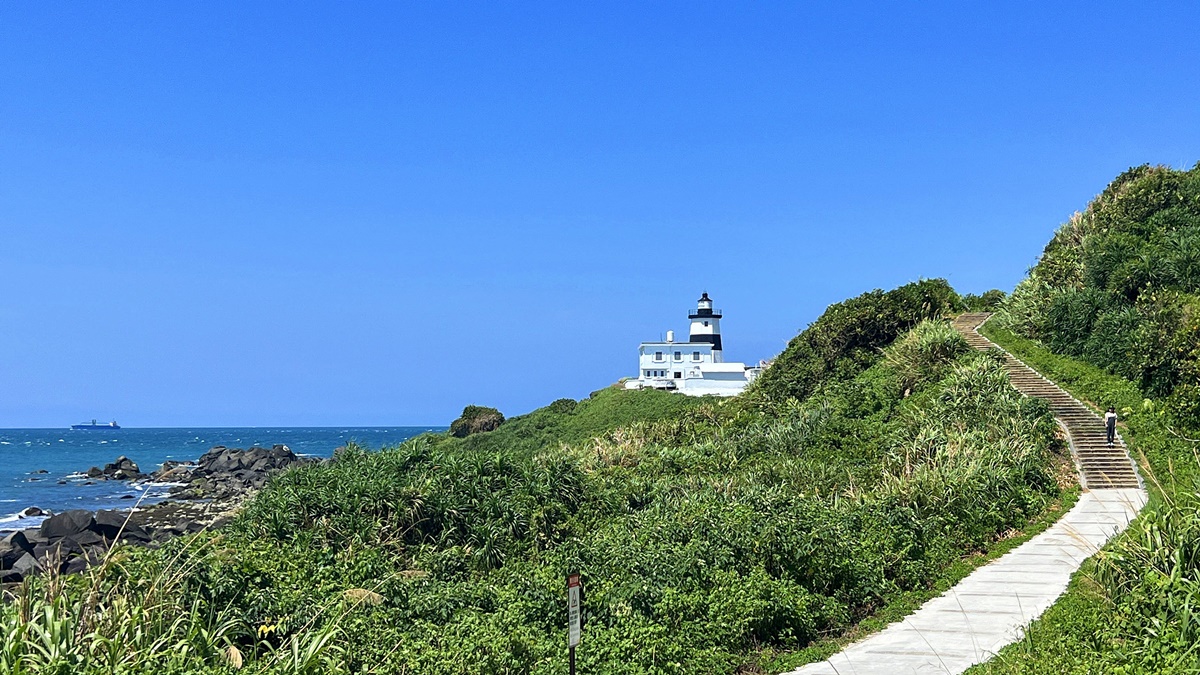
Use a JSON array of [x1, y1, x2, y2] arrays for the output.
[[2, 2, 1198, 427]]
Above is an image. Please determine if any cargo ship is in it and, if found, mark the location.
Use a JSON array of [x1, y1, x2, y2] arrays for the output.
[[71, 419, 121, 430]]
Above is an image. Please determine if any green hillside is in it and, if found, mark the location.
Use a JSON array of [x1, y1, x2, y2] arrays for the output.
[[1, 283, 1073, 674], [971, 163, 1200, 674], [997, 163, 1200, 433]]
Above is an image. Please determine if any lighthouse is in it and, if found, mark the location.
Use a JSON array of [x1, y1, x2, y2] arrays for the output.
[[626, 292, 762, 396], [688, 292, 723, 363]]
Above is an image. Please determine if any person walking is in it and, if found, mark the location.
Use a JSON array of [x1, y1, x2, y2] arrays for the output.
[[1104, 406, 1118, 447]]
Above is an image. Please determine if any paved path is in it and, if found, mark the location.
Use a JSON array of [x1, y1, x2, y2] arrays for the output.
[[785, 313, 1147, 674]]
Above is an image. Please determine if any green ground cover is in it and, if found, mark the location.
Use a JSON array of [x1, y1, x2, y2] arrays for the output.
[[0, 283, 1072, 674]]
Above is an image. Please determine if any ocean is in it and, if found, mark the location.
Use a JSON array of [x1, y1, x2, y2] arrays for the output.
[[0, 426, 440, 532]]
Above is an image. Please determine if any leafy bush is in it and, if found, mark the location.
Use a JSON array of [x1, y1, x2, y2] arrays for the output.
[[749, 279, 962, 405], [962, 289, 1007, 311], [882, 319, 970, 395]]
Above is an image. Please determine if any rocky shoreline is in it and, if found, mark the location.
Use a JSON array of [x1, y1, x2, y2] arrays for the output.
[[1, 444, 314, 586]]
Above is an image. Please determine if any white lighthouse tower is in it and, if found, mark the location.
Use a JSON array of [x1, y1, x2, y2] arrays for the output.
[[688, 292, 723, 363]]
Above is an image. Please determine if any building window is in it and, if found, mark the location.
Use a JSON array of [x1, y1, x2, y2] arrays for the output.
[[692, 351, 701, 361], [655, 351, 664, 361], [703, 321, 709, 327], [673, 351, 682, 361], [673, 371, 682, 379]]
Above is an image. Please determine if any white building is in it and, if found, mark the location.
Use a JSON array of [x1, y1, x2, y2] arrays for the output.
[[624, 293, 763, 397]]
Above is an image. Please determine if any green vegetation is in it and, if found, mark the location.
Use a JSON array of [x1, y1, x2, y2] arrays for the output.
[[449, 405, 507, 438], [1, 300, 1071, 673], [995, 163, 1200, 434], [749, 278, 962, 404], [970, 320, 1200, 674]]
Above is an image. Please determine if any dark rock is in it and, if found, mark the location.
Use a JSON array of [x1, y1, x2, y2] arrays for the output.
[[34, 469, 48, 474], [102, 456, 143, 480], [40, 510, 95, 540], [86, 467, 104, 478], [57, 480, 67, 485], [48, 537, 85, 558], [72, 530, 105, 547], [179, 519, 205, 534], [0, 542, 25, 569], [2, 532, 34, 567], [63, 557, 90, 574], [19, 507, 45, 518], [12, 553, 39, 577], [23, 531, 48, 546], [92, 510, 138, 539], [119, 494, 135, 500], [96, 512, 150, 543]]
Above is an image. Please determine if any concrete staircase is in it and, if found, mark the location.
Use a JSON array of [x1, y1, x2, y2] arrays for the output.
[[952, 313, 1141, 490]]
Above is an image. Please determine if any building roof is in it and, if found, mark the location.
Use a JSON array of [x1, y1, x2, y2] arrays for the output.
[[697, 362, 749, 373]]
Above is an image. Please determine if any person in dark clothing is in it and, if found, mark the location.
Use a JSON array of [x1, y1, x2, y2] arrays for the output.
[[1104, 407, 1118, 447]]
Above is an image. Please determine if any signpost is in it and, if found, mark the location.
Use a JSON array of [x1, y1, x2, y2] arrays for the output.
[[567, 573, 581, 675]]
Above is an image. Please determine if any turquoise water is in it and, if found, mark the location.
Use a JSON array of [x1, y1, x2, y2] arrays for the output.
[[0, 427, 440, 531]]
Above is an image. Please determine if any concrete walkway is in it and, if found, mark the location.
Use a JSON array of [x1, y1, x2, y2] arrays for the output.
[[785, 314, 1147, 675]]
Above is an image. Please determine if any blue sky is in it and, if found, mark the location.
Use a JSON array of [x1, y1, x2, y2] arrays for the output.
[[2, 2, 1198, 427]]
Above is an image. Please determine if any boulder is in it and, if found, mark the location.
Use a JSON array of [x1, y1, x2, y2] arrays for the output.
[[63, 556, 90, 575], [40, 510, 95, 540], [71, 530, 105, 547], [2, 532, 35, 567], [11, 552, 39, 578], [92, 510, 149, 540], [19, 506, 45, 518], [48, 537, 85, 559], [0, 543, 22, 569], [86, 467, 104, 478], [101, 456, 143, 480]]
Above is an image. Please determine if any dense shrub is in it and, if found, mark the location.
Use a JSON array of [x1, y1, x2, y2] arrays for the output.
[[749, 279, 962, 405], [962, 289, 1006, 311]]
